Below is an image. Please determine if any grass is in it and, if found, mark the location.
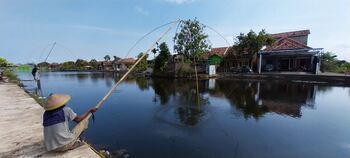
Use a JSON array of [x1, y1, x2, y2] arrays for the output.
[[2, 68, 20, 84], [28, 92, 46, 107]]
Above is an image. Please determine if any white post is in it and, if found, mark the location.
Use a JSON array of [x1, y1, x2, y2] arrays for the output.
[[258, 52, 262, 74]]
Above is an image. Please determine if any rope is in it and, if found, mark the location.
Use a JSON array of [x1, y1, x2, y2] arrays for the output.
[[55, 43, 79, 61], [72, 24, 176, 134], [204, 25, 232, 55], [124, 20, 180, 58], [203, 24, 239, 68]]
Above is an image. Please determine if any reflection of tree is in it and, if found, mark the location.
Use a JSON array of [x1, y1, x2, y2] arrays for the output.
[[175, 87, 209, 126], [90, 73, 103, 83], [152, 78, 174, 105], [177, 106, 203, 126], [76, 73, 89, 81], [135, 77, 150, 91], [216, 80, 268, 119], [151, 78, 209, 126]]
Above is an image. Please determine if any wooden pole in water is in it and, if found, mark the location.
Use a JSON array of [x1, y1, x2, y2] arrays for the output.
[[194, 59, 200, 106], [72, 24, 175, 133]]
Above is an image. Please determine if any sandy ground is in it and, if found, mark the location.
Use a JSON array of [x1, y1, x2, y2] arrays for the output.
[[0, 82, 100, 158]]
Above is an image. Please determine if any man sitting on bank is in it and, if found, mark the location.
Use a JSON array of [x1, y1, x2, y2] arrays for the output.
[[43, 93, 97, 152]]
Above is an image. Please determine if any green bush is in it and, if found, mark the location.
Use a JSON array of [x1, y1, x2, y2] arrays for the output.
[[337, 63, 350, 73], [3, 69, 19, 81], [175, 62, 193, 77], [0, 57, 9, 67]]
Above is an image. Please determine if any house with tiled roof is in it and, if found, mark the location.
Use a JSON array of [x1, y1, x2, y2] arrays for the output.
[[115, 58, 136, 72], [259, 30, 323, 74], [209, 46, 250, 72]]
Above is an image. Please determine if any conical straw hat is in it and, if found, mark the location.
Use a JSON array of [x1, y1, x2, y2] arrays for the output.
[[44, 94, 71, 111]]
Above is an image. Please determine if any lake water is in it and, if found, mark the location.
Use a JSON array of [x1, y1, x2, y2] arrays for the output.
[[17, 71, 350, 158]]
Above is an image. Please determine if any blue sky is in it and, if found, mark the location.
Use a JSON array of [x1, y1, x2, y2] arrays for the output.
[[1, 0, 349, 64]]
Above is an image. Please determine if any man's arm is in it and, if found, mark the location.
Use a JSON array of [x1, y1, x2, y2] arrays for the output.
[[73, 108, 98, 123]]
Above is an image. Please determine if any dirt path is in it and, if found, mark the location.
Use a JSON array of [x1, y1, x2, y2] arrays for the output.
[[0, 82, 100, 158]]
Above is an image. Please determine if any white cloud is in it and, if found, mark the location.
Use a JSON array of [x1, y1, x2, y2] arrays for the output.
[[64, 24, 117, 33], [57, 24, 142, 37], [164, 0, 196, 5], [134, 6, 149, 15]]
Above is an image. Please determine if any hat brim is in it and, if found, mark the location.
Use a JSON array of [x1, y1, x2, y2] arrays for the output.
[[44, 96, 71, 111]]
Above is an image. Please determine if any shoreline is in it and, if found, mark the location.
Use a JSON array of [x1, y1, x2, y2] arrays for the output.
[[0, 82, 100, 158], [220, 72, 350, 86], [25, 70, 350, 86]]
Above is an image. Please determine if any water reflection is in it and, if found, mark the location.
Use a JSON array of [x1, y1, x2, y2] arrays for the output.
[[144, 79, 318, 122], [210, 80, 316, 118], [148, 78, 209, 126], [20, 71, 320, 124]]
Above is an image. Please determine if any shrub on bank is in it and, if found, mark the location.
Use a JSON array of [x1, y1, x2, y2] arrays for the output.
[[175, 62, 193, 77]]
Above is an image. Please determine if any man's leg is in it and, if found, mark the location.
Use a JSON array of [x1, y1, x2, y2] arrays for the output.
[[53, 119, 89, 152]]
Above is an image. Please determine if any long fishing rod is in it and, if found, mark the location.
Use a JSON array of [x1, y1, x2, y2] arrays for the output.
[[44, 42, 56, 63], [73, 23, 177, 133]]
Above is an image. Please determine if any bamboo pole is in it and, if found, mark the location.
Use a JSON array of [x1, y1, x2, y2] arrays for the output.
[[72, 25, 175, 134], [194, 60, 200, 106]]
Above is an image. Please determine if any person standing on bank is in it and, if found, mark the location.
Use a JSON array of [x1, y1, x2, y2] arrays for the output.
[[32, 65, 39, 80], [43, 93, 97, 152]]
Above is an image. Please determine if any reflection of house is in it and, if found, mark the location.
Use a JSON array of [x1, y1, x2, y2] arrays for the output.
[[257, 82, 316, 117], [115, 58, 135, 72], [259, 30, 323, 74], [213, 80, 316, 119]]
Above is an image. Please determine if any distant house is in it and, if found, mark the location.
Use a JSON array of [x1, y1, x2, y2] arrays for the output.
[[207, 47, 228, 65], [99, 61, 114, 71], [115, 58, 136, 72], [208, 46, 238, 72], [50, 62, 60, 70], [259, 30, 323, 74]]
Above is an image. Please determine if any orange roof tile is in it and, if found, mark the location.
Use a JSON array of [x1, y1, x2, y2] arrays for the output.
[[271, 30, 310, 39], [264, 38, 311, 51]]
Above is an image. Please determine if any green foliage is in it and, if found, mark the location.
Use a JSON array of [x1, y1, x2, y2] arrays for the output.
[[320, 52, 338, 72], [175, 62, 193, 76], [38, 62, 50, 68], [3, 68, 19, 81], [104, 55, 111, 61], [75, 59, 89, 70], [0, 57, 9, 67], [320, 51, 350, 73], [235, 29, 275, 67], [89, 59, 99, 69], [174, 19, 211, 61], [153, 42, 171, 72], [134, 52, 148, 73], [338, 63, 350, 73], [16, 65, 31, 70], [61, 61, 75, 70]]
